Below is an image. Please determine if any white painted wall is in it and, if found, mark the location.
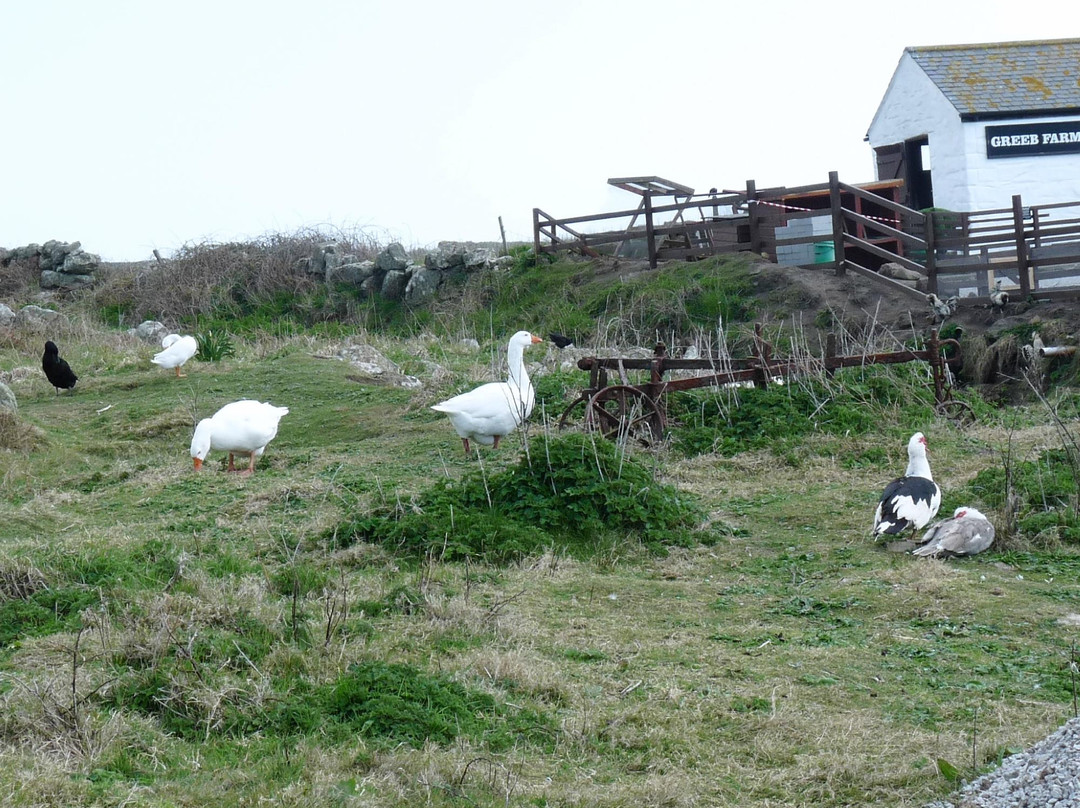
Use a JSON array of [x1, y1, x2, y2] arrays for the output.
[[867, 53, 1080, 212], [961, 116, 1080, 211]]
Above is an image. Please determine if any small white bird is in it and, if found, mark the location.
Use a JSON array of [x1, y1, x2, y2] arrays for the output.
[[152, 334, 199, 378], [913, 507, 995, 558], [927, 293, 958, 324], [989, 279, 1009, 312], [190, 400, 289, 473], [872, 432, 943, 540], [431, 330, 542, 454]]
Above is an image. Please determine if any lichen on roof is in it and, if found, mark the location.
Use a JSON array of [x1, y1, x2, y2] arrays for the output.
[[907, 38, 1080, 116]]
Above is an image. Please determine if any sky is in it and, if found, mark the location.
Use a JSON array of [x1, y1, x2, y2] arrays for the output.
[[2, 1, 1076, 261]]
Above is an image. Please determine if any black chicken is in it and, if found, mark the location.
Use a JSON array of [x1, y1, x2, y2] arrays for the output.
[[42, 340, 78, 395]]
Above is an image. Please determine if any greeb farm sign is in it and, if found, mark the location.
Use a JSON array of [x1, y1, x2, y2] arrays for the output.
[[986, 120, 1080, 158]]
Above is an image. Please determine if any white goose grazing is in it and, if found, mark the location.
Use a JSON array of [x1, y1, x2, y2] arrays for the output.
[[912, 506, 995, 558], [152, 334, 199, 378], [431, 330, 543, 454], [190, 400, 289, 473], [872, 432, 942, 540]]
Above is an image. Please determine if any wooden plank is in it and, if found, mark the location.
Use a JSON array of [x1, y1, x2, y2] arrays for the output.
[[1031, 200, 1080, 212], [836, 183, 915, 218], [608, 176, 695, 196], [776, 233, 835, 247], [844, 235, 926, 273], [843, 210, 924, 247], [843, 259, 928, 301], [937, 259, 1018, 275]]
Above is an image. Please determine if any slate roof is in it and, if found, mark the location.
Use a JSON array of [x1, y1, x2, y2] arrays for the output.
[[908, 39, 1080, 119]]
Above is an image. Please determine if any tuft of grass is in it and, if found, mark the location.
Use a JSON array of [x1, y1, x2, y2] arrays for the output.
[[322, 661, 554, 750], [668, 365, 937, 458], [330, 432, 710, 562]]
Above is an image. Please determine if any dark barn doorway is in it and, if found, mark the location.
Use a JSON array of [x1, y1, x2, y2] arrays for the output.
[[875, 136, 934, 210]]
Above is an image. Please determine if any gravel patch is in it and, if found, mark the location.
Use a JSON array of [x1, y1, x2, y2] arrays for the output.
[[925, 717, 1079, 808]]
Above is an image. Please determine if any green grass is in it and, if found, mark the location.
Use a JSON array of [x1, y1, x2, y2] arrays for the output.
[[1, 262, 1079, 807]]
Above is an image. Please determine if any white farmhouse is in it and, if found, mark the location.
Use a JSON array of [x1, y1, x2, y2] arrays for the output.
[[867, 39, 1080, 213]]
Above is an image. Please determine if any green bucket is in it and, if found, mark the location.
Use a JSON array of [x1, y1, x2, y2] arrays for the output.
[[813, 242, 835, 264]]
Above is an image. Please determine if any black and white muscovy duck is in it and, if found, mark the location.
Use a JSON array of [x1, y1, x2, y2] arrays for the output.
[[872, 432, 942, 540], [989, 278, 1009, 312], [927, 293, 958, 325]]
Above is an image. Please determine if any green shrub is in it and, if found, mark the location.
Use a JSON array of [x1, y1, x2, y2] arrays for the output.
[[195, 330, 236, 362], [668, 367, 937, 458], [966, 448, 1080, 543], [322, 661, 553, 750], [331, 433, 707, 562]]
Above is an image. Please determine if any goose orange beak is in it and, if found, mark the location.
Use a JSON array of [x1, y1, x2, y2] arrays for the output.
[[193, 457, 203, 471], [531, 335, 543, 343]]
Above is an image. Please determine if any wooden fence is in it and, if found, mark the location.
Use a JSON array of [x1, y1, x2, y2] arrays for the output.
[[533, 173, 1080, 305]]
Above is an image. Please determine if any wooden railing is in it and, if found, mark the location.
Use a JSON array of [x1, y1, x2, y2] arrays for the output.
[[534, 190, 750, 266], [534, 173, 1080, 304]]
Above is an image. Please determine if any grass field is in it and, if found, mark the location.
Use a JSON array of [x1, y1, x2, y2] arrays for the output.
[[1, 295, 1079, 807]]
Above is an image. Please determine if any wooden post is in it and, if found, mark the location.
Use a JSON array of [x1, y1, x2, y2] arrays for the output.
[[532, 208, 542, 258], [924, 209, 938, 295], [644, 190, 657, 269], [746, 179, 760, 255], [1012, 194, 1031, 298], [752, 323, 770, 388], [828, 171, 846, 276], [498, 216, 508, 257]]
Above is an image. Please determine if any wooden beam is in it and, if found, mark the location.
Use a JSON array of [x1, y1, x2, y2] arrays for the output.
[[843, 259, 928, 301]]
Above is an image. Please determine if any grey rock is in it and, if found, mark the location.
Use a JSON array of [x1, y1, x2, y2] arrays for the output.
[[38, 240, 83, 272], [0, 381, 16, 413], [380, 269, 408, 300], [60, 250, 99, 275], [425, 242, 468, 271], [0, 303, 15, 327], [308, 242, 339, 276], [9, 244, 42, 262], [463, 245, 495, 268], [374, 242, 410, 272], [359, 274, 381, 297], [879, 262, 923, 282], [336, 342, 424, 389], [460, 338, 480, 350], [330, 260, 376, 286], [16, 304, 63, 325], [40, 270, 95, 290], [404, 267, 441, 304], [128, 320, 168, 342]]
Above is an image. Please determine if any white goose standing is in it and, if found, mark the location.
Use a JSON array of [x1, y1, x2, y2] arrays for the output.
[[431, 330, 543, 453], [872, 432, 942, 540], [190, 399, 290, 473], [152, 333, 199, 378]]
